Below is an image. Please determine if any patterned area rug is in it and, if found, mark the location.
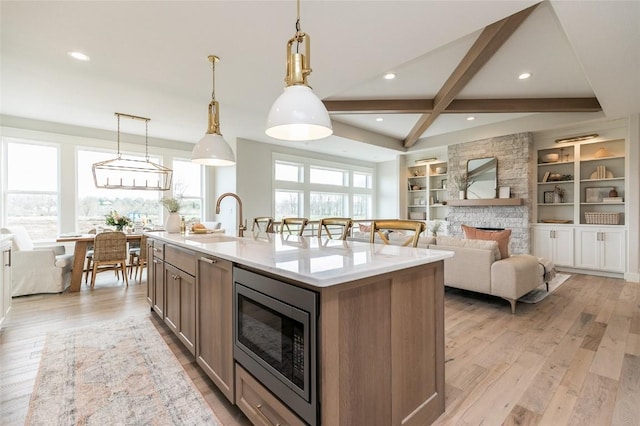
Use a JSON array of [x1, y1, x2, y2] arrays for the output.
[[518, 273, 571, 304], [26, 316, 221, 425]]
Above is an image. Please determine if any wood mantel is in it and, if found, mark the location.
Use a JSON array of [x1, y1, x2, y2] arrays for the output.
[[447, 198, 523, 207]]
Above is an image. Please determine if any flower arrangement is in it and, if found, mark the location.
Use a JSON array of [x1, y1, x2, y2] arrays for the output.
[[429, 221, 442, 237], [452, 173, 473, 191], [105, 210, 132, 231], [160, 197, 182, 213], [553, 185, 565, 201]]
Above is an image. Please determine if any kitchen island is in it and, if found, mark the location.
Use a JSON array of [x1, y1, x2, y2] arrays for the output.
[[145, 231, 453, 426]]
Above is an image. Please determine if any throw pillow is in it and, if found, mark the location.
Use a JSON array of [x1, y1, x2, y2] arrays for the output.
[[359, 223, 371, 233], [461, 225, 511, 259]]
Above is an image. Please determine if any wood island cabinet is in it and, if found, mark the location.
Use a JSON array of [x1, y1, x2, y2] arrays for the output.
[[195, 254, 234, 403], [164, 245, 196, 355], [148, 241, 165, 319], [147, 235, 446, 426]]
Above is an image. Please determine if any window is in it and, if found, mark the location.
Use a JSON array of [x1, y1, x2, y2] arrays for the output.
[[272, 154, 374, 221], [172, 159, 203, 222], [77, 150, 164, 231], [4, 140, 59, 240], [275, 190, 303, 219]]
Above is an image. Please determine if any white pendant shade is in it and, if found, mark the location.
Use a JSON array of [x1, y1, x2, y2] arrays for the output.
[[191, 133, 236, 166], [266, 85, 333, 141]]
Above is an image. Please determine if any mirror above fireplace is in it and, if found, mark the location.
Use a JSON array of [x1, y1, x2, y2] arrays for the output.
[[467, 157, 497, 199]]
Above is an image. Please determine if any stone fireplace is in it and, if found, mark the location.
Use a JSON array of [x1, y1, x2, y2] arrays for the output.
[[446, 132, 534, 254]]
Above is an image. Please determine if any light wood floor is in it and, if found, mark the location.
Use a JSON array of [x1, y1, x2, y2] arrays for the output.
[[1, 273, 638, 425]]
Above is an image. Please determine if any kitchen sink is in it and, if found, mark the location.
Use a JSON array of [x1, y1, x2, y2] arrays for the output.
[[184, 234, 238, 243]]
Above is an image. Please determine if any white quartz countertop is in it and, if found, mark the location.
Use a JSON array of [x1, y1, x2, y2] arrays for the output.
[[146, 231, 453, 288]]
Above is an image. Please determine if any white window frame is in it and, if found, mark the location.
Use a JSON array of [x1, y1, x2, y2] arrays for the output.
[[273, 153, 375, 220]]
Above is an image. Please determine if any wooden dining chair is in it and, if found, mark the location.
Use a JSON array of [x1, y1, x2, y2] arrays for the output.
[[128, 234, 147, 283], [90, 231, 129, 288], [83, 228, 97, 284], [369, 220, 426, 247], [318, 217, 353, 240], [252, 217, 274, 233], [279, 217, 309, 236]]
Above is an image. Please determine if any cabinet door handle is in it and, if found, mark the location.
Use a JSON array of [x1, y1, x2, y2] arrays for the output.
[[3, 249, 10, 267], [199, 257, 216, 264], [153, 247, 162, 253], [172, 274, 179, 280], [255, 404, 280, 426]]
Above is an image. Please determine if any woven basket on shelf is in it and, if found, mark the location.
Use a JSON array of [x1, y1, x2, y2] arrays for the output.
[[584, 212, 621, 225]]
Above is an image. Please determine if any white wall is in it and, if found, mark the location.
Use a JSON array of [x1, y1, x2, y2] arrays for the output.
[[376, 159, 401, 219]]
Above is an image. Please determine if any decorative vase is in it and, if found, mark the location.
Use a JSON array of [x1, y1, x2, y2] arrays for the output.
[[609, 187, 618, 197], [553, 193, 563, 204], [459, 190, 466, 200], [165, 212, 181, 233], [115, 225, 124, 232]]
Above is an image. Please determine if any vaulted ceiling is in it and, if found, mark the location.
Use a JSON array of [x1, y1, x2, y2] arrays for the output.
[[1, 1, 638, 162]]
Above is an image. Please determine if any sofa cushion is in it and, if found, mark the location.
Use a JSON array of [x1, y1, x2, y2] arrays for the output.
[[436, 235, 501, 261], [461, 225, 511, 259]]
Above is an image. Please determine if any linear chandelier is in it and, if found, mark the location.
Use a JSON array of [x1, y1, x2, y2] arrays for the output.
[[265, 0, 332, 141], [92, 113, 173, 190]]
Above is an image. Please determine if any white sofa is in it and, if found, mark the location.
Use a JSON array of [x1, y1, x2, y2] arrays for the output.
[[348, 231, 546, 313], [427, 235, 545, 314], [1, 226, 74, 296]]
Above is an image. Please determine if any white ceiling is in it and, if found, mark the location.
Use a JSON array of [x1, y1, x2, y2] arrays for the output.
[[1, 1, 639, 163]]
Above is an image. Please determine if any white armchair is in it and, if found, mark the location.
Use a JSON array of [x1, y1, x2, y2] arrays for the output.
[[0, 226, 74, 296]]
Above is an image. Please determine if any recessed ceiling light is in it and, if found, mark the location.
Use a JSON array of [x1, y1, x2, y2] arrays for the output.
[[518, 72, 531, 80], [376, 117, 384, 122], [68, 51, 90, 61], [466, 116, 475, 121], [383, 72, 396, 80]]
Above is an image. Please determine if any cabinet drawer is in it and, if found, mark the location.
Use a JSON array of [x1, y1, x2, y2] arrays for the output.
[[150, 241, 164, 259], [165, 245, 195, 275], [235, 364, 305, 426]]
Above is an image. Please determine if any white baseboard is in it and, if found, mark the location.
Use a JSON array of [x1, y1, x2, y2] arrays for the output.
[[624, 271, 640, 283]]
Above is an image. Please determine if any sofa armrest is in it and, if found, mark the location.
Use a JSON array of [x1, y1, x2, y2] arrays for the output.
[[34, 244, 66, 255], [491, 255, 544, 300], [429, 244, 494, 293]]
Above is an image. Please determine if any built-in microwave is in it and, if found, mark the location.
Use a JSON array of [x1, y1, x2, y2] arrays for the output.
[[233, 267, 318, 425]]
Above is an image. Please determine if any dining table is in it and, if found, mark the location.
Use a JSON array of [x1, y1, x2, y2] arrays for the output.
[[56, 233, 143, 292]]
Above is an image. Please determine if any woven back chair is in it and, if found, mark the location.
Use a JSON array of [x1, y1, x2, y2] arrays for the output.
[[252, 217, 274, 233], [318, 217, 353, 240], [129, 235, 147, 283], [279, 217, 309, 236], [90, 231, 128, 288], [369, 220, 426, 248]]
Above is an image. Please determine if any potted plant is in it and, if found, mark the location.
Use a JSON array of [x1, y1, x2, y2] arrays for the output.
[[160, 197, 182, 233], [453, 173, 473, 199]]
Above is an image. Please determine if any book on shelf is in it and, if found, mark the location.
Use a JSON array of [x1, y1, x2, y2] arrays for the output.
[[603, 197, 623, 203], [542, 171, 550, 183]]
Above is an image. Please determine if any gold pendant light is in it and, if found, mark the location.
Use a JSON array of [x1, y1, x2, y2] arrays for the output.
[[92, 113, 173, 190], [265, 0, 332, 141], [192, 55, 236, 166]]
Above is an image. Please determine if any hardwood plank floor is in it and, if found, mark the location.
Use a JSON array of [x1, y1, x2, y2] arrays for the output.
[[1, 273, 638, 425]]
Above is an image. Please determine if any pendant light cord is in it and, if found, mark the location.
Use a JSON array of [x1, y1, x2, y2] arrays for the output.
[[295, 0, 302, 53], [116, 113, 122, 158], [211, 57, 216, 102]]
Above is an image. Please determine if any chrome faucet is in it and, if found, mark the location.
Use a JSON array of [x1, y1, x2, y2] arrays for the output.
[[215, 192, 246, 237]]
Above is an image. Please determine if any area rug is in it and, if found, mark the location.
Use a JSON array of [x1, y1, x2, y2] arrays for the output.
[[518, 273, 571, 304], [25, 316, 221, 425]]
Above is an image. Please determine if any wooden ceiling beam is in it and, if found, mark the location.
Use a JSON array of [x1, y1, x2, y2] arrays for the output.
[[324, 97, 601, 114], [403, 3, 539, 148]]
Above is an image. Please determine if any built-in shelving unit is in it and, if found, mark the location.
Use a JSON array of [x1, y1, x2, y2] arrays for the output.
[[407, 161, 449, 222], [533, 137, 627, 275]]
